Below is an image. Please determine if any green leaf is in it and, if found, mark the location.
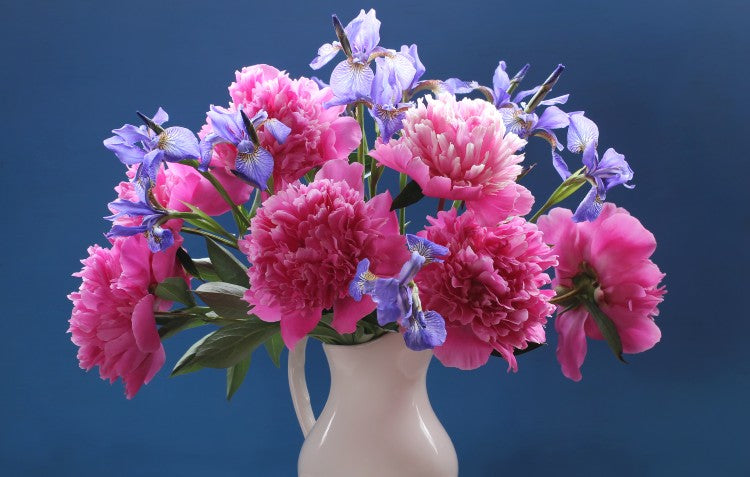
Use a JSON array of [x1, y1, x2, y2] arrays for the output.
[[176, 247, 202, 279], [181, 202, 232, 238], [158, 315, 205, 339], [548, 175, 587, 205], [206, 238, 250, 288], [226, 355, 251, 400], [154, 277, 195, 306], [192, 321, 278, 369], [264, 333, 284, 368], [171, 333, 212, 376], [191, 258, 221, 282], [390, 180, 424, 211], [194, 282, 250, 320], [582, 297, 626, 363]]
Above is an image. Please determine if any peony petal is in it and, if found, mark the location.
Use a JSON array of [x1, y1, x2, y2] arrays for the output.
[[315, 159, 365, 196], [332, 295, 375, 334], [131, 295, 162, 353], [555, 308, 589, 381], [280, 308, 324, 350], [433, 323, 493, 370]]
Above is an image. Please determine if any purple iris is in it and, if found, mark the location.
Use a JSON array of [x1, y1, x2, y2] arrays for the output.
[[311, 9, 418, 114], [405, 234, 449, 264], [348, 235, 449, 351], [554, 113, 634, 222], [104, 108, 200, 186], [368, 51, 417, 142], [404, 310, 447, 351], [105, 198, 173, 253], [571, 143, 634, 222], [199, 106, 290, 190], [311, 10, 381, 104]]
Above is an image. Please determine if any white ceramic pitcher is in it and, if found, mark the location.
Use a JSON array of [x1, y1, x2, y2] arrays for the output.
[[288, 332, 459, 477]]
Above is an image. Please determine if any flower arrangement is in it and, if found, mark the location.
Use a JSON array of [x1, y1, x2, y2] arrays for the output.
[[68, 9, 666, 402]]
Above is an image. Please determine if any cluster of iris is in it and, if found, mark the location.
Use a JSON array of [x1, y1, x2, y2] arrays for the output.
[[349, 235, 449, 351], [103, 107, 290, 252], [311, 9, 634, 222]]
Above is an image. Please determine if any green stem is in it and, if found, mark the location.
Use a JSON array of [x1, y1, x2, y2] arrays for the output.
[[356, 103, 367, 166], [399, 173, 407, 234], [180, 227, 238, 249], [248, 188, 263, 219], [548, 286, 585, 305], [528, 168, 587, 223], [199, 170, 250, 233]]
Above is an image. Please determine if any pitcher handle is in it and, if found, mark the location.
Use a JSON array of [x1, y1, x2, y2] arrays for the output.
[[288, 336, 316, 437]]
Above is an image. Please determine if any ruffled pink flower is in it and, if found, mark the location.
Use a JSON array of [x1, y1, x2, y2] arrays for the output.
[[370, 94, 533, 225], [239, 160, 407, 348], [203, 64, 360, 188], [68, 235, 187, 398], [415, 209, 556, 371], [537, 205, 666, 381]]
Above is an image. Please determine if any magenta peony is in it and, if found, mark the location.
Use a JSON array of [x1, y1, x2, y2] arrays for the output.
[[114, 163, 249, 218], [537, 204, 666, 381], [415, 209, 556, 371], [68, 235, 187, 398], [416, 209, 556, 371], [239, 160, 408, 348], [370, 94, 533, 225], [202, 64, 361, 188]]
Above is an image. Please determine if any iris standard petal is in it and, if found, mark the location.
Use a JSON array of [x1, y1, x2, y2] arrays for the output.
[[151, 107, 169, 125], [567, 113, 599, 153], [207, 106, 243, 143], [492, 60, 510, 98], [310, 41, 342, 70], [399, 44, 425, 89], [398, 251, 426, 285], [552, 149, 571, 180], [198, 133, 226, 171], [263, 118, 292, 144]]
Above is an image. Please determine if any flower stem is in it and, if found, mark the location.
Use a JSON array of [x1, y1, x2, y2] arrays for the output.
[[528, 168, 587, 223], [198, 170, 250, 234], [437, 198, 446, 213], [181, 227, 238, 249], [399, 172, 407, 234], [356, 103, 367, 166]]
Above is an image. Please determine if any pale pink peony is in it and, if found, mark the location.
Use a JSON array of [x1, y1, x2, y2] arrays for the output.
[[68, 234, 187, 398], [202, 64, 361, 188], [537, 204, 666, 381], [115, 163, 250, 217], [415, 209, 557, 371], [239, 160, 408, 348], [370, 94, 533, 225]]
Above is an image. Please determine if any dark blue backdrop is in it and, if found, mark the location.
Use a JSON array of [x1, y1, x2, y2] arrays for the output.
[[2, 0, 748, 475]]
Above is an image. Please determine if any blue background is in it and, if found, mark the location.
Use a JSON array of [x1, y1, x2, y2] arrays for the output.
[[2, 0, 748, 475]]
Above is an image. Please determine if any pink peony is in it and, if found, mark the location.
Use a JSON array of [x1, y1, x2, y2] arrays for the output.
[[415, 209, 557, 371], [370, 94, 533, 225], [115, 163, 250, 218], [203, 64, 361, 188], [239, 160, 408, 348], [68, 235, 187, 398], [537, 205, 666, 381]]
